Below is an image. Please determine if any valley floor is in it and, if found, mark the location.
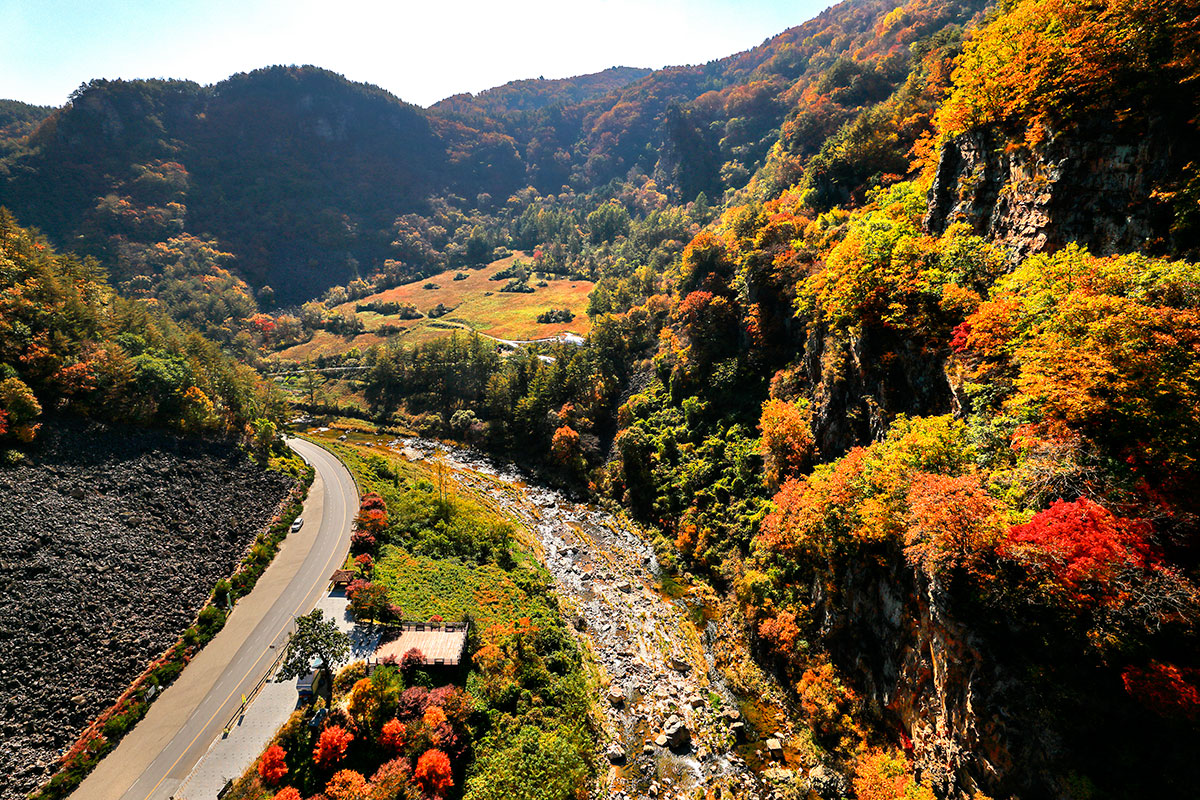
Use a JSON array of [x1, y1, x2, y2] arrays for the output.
[[322, 429, 815, 799]]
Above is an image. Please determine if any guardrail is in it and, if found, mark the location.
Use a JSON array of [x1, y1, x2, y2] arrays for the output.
[[220, 619, 295, 737]]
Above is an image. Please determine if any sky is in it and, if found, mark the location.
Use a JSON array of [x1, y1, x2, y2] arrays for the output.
[[0, 0, 833, 109]]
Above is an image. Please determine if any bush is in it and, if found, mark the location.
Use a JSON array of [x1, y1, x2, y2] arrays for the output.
[[536, 308, 575, 324], [500, 278, 534, 294], [334, 661, 369, 697], [258, 744, 289, 786]]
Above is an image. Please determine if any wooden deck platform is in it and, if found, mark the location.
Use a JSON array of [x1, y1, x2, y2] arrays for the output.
[[373, 621, 469, 666]]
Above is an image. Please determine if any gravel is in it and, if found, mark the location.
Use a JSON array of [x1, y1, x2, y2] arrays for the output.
[[0, 419, 293, 800]]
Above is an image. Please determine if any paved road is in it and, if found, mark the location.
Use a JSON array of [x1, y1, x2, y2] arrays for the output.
[[70, 438, 356, 800]]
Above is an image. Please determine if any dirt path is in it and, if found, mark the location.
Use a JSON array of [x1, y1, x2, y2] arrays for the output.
[[385, 437, 809, 800]]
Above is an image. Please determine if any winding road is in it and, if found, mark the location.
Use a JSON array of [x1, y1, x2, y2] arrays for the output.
[[70, 438, 356, 800]]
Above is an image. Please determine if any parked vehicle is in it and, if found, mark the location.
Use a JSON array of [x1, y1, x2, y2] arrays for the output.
[[295, 656, 326, 700], [290, 517, 304, 532]]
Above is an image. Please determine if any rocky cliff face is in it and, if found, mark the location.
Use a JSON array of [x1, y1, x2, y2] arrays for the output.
[[0, 419, 293, 800], [925, 117, 1192, 260], [818, 557, 1072, 799], [802, 321, 954, 460]]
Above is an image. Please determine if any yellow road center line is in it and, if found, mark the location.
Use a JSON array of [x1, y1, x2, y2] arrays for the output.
[[138, 451, 351, 800]]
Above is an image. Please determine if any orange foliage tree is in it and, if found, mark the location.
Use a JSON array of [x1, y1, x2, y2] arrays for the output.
[[797, 659, 858, 743], [257, 743, 288, 786], [414, 748, 454, 796], [313, 724, 354, 768], [904, 471, 1005, 578], [953, 246, 1200, 503], [853, 749, 936, 800], [325, 768, 370, 800], [937, 0, 1200, 143], [549, 424, 581, 465], [759, 398, 814, 487]]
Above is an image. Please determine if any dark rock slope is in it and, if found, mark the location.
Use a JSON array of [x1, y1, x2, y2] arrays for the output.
[[0, 419, 292, 800], [925, 117, 1195, 260]]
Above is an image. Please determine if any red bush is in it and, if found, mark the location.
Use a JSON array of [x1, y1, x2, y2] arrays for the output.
[[401, 647, 425, 672], [1122, 661, 1200, 721], [258, 743, 288, 785], [1004, 498, 1153, 589], [313, 724, 354, 768], [349, 528, 377, 554], [380, 717, 406, 753], [272, 788, 301, 800], [414, 748, 454, 796]]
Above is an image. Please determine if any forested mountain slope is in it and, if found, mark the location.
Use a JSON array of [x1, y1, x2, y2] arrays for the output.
[[2, 0, 1199, 796], [0, 0, 993, 310], [346, 1, 1200, 797]]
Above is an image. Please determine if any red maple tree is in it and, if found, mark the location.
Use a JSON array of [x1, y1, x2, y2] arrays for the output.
[[414, 748, 454, 796], [258, 743, 288, 785], [313, 724, 354, 768]]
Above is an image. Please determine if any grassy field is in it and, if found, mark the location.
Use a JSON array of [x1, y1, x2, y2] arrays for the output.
[[304, 428, 561, 632], [275, 252, 593, 361]]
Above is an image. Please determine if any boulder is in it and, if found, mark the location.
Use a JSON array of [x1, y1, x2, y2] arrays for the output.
[[809, 764, 850, 799], [663, 715, 691, 747], [606, 743, 626, 763], [766, 738, 784, 759], [607, 686, 626, 706]]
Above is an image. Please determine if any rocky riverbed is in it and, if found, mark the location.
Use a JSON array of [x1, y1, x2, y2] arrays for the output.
[[0, 420, 293, 800], [381, 435, 817, 800]]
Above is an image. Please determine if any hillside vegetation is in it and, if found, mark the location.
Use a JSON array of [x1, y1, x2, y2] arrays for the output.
[[3, 0, 1200, 797], [0, 210, 285, 452]]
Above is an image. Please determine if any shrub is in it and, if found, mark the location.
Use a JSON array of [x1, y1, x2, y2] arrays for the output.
[[401, 648, 425, 673], [313, 724, 353, 768], [381, 718, 406, 753], [414, 749, 453, 796], [1004, 498, 1153, 593], [853, 749, 935, 800], [325, 769, 369, 800], [258, 744, 288, 786], [333, 661, 369, 697], [904, 472, 1005, 578], [1121, 661, 1200, 721], [536, 308, 575, 324], [370, 757, 412, 800]]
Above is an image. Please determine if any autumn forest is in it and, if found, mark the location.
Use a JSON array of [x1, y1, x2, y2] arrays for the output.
[[2, 0, 1199, 798]]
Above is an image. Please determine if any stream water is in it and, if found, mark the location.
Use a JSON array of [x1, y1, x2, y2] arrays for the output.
[[344, 431, 807, 799]]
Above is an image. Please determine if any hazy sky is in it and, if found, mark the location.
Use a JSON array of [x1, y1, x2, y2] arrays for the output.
[[0, 0, 833, 108]]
